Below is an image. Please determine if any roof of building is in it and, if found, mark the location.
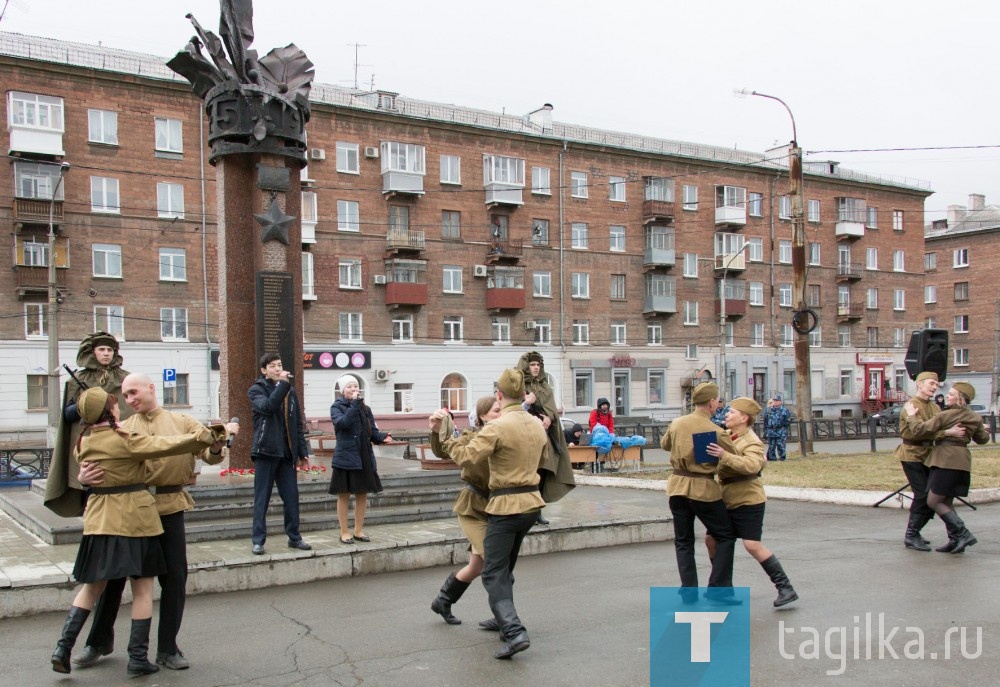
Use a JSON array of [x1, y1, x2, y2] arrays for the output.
[[925, 199, 1000, 240], [1, 31, 931, 193]]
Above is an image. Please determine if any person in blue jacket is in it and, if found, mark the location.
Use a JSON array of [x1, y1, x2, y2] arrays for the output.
[[763, 394, 791, 461], [329, 375, 394, 544]]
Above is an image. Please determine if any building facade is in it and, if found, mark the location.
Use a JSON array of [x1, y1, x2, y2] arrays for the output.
[[1, 32, 932, 442]]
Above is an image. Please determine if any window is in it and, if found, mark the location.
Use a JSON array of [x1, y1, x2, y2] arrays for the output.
[[571, 272, 590, 299], [925, 317, 936, 329], [837, 197, 867, 222], [683, 301, 698, 325], [442, 265, 463, 293], [609, 225, 626, 252], [954, 282, 969, 301], [648, 370, 665, 405], [866, 288, 878, 309], [483, 155, 525, 185], [925, 252, 937, 271], [443, 316, 463, 343], [866, 207, 878, 228], [21, 239, 48, 266], [839, 369, 852, 396], [392, 315, 414, 343], [27, 374, 48, 410], [9, 91, 64, 130], [953, 248, 969, 267], [751, 323, 764, 347], [25, 304, 47, 338], [389, 205, 410, 235], [683, 253, 698, 278], [531, 166, 551, 195], [685, 344, 699, 360], [90, 176, 120, 213], [838, 285, 850, 307], [645, 176, 674, 202], [160, 307, 188, 340], [609, 175, 626, 202], [572, 320, 590, 345], [382, 141, 425, 174], [779, 195, 791, 219], [779, 240, 792, 264], [611, 320, 627, 345], [533, 271, 551, 297], [532, 219, 549, 246], [440, 373, 468, 412], [954, 348, 969, 366], [302, 252, 315, 298], [893, 250, 905, 272], [571, 171, 588, 198], [154, 117, 182, 154], [574, 370, 594, 407], [893, 328, 907, 348], [13, 161, 66, 200], [534, 319, 552, 345], [807, 199, 821, 222], [88, 109, 117, 145], [301, 190, 318, 224], [336, 142, 360, 173], [716, 185, 746, 212], [780, 324, 793, 347], [339, 258, 362, 289], [92, 243, 122, 278], [440, 155, 461, 184], [95, 305, 124, 339], [809, 327, 822, 348], [749, 281, 764, 306], [393, 383, 414, 412], [925, 285, 937, 303], [893, 289, 905, 311], [491, 317, 511, 344], [610, 274, 626, 300], [339, 312, 363, 341], [724, 322, 734, 346], [808, 284, 821, 308], [955, 315, 969, 333], [748, 192, 763, 217], [866, 327, 879, 347], [838, 325, 851, 347], [571, 222, 588, 249], [747, 237, 763, 262], [159, 247, 186, 281], [647, 323, 662, 345], [682, 184, 698, 210], [156, 182, 185, 218], [441, 210, 461, 239], [779, 283, 792, 307], [866, 247, 878, 270], [489, 214, 508, 241], [892, 210, 904, 231], [337, 200, 360, 232], [808, 242, 821, 265]]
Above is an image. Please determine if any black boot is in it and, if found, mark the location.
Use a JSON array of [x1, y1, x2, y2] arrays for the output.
[[492, 599, 530, 659], [761, 555, 799, 607], [73, 641, 113, 669], [534, 511, 549, 526], [478, 617, 501, 632], [430, 572, 471, 625], [126, 618, 160, 677], [51, 606, 90, 674], [940, 511, 977, 554], [904, 512, 932, 551]]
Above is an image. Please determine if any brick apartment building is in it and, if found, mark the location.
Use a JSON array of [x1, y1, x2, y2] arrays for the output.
[[1, 32, 934, 442]]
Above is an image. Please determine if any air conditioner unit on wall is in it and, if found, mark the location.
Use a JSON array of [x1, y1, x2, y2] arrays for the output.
[[364, 146, 379, 158], [473, 264, 489, 278], [375, 369, 391, 382], [309, 148, 326, 160], [523, 320, 537, 330], [373, 274, 387, 285]]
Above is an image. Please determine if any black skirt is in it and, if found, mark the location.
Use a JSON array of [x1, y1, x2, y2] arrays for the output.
[[727, 503, 766, 541], [72, 534, 166, 583], [928, 467, 971, 498], [328, 442, 383, 495]]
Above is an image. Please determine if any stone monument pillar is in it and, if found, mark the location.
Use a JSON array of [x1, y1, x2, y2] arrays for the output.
[[168, 0, 314, 467]]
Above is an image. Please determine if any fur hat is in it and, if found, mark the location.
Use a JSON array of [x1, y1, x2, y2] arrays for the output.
[[337, 374, 360, 391], [951, 382, 975, 402], [497, 368, 525, 398], [916, 371, 939, 382], [730, 396, 762, 421], [691, 382, 719, 405], [78, 387, 110, 424], [90, 332, 120, 351], [526, 351, 544, 364]]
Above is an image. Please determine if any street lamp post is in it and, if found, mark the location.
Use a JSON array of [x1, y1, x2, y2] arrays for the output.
[[735, 89, 812, 455], [47, 162, 70, 448]]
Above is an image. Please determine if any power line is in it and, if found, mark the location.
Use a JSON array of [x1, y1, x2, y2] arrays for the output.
[[808, 145, 1000, 154]]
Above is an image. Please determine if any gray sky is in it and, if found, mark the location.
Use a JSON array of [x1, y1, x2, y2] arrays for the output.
[[3, 0, 996, 220]]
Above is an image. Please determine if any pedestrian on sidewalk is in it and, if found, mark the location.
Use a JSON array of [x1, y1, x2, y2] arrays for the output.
[[589, 397, 615, 435], [705, 397, 798, 607], [763, 395, 791, 461], [426, 395, 500, 625]]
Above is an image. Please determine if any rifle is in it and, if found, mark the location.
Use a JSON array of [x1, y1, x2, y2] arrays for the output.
[[62, 364, 89, 391]]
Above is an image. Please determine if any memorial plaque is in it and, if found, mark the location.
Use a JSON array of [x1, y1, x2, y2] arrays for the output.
[[256, 271, 296, 375], [257, 164, 291, 192]]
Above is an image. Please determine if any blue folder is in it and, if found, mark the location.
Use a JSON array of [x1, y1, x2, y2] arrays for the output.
[[692, 431, 719, 464]]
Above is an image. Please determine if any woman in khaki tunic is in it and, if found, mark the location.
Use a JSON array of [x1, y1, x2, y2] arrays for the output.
[[427, 395, 500, 625], [902, 382, 989, 554], [50, 388, 225, 676]]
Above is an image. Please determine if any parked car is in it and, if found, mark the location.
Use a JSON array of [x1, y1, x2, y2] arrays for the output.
[[873, 405, 904, 427], [969, 404, 991, 419]]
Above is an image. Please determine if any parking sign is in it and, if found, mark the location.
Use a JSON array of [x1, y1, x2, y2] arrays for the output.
[[163, 368, 176, 389]]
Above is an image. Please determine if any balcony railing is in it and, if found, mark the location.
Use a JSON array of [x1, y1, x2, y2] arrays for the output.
[[386, 229, 425, 251], [837, 302, 864, 320], [835, 220, 865, 240], [485, 238, 523, 262], [714, 206, 747, 227], [642, 199, 675, 221], [643, 246, 676, 268], [836, 262, 864, 281], [642, 294, 677, 315], [486, 287, 526, 311], [14, 198, 63, 225], [714, 298, 747, 318], [385, 281, 428, 306]]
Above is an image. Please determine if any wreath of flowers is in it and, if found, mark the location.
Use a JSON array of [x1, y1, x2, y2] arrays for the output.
[[219, 464, 326, 477]]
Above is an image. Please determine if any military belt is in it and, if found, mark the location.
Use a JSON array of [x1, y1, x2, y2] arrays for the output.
[[672, 469, 715, 480], [719, 473, 760, 486], [464, 483, 489, 499], [901, 439, 934, 448], [90, 483, 147, 494], [490, 485, 539, 498]]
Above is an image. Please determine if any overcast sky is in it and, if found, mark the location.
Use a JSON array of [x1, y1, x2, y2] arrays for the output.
[[3, 0, 996, 220]]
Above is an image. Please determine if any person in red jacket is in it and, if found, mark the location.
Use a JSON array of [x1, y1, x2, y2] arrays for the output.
[[589, 398, 615, 435]]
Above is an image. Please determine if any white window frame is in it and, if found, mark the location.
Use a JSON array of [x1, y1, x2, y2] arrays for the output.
[[683, 253, 698, 278], [893, 250, 905, 272], [339, 258, 362, 289], [647, 323, 663, 346], [440, 154, 461, 184], [780, 324, 794, 347], [154, 117, 183, 154], [90, 176, 121, 214], [808, 242, 821, 265], [892, 210, 904, 231], [746, 237, 763, 262], [491, 316, 511, 344], [160, 307, 188, 341], [92, 243, 122, 278], [571, 272, 590, 299], [534, 319, 552, 345], [609, 225, 626, 252], [779, 283, 792, 307], [866, 207, 878, 228], [779, 240, 792, 264], [809, 326, 822, 348], [336, 141, 360, 174], [392, 315, 413, 343], [867, 288, 878, 309], [683, 301, 698, 325], [381, 141, 426, 174], [88, 109, 118, 145], [840, 369, 853, 396], [748, 191, 763, 217], [9, 91, 64, 131], [443, 265, 463, 294], [838, 325, 851, 347], [533, 271, 552, 297], [610, 274, 626, 300], [779, 195, 792, 219], [571, 222, 588, 249], [609, 175, 626, 202], [894, 289, 906, 311], [953, 248, 969, 268], [574, 370, 594, 408], [954, 315, 969, 334], [571, 171, 588, 198], [807, 199, 821, 222], [954, 348, 969, 367], [924, 285, 937, 304], [866, 247, 878, 270], [572, 320, 590, 345], [95, 305, 125, 340], [156, 182, 185, 218], [531, 166, 551, 195], [648, 369, 666, 405], [302, 252, 315, 298], [749, 281, 764, 306], [159, 247, 186, 281], [751, 323, 765, 347], [337, 200, 360, 232], [25, 303, 47, 339], [685, 344, 699, 360], [682, 184, 698, 210], [443, 316, 464, 343], [339, 312, 363, 342], [611, 320, 627, 345]]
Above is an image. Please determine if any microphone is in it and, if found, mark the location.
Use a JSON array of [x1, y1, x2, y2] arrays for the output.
[[226, 417, 238, 448], [284, 374, 294, 381]]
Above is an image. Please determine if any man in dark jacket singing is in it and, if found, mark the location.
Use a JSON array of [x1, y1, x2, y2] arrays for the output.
[[248, 353, 312, 555]]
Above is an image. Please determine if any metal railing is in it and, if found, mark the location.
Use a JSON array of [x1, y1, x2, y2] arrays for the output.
[[0, 448, 52, 484]]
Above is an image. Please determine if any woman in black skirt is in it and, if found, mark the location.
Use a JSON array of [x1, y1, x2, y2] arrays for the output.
[[902, 381, 989, 554], [329, 375, 394, 544], [51, 387, 224, 675]]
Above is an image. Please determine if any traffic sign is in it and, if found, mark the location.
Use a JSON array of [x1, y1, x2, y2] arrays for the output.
[[164, 368, 177, 389]]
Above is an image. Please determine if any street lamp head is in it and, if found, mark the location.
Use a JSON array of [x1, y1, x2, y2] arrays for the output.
[[59, 162, 71, 172], [733, 88, 754, 98]]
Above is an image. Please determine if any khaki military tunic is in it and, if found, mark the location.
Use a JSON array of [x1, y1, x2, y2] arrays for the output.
[[444, 403, 546, 515], [661, 409, 736, 502], [902, 406, 990, 473], [431, 416, 491, 518], [717, 427, 767, 508], [893, 397, 941, 465]]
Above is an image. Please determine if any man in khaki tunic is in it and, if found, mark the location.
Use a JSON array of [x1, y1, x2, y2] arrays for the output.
[[74, 374, 238, 671], [661, 382, 739, 602], [435, 368, 547, 660]]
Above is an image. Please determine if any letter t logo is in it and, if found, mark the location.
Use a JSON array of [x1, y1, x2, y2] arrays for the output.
[[675, 612, 729, 662]]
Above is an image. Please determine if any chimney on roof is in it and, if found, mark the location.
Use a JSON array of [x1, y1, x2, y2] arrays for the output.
[[948, 205, 967, 225], [969, 194, 986, 211], [526, 103, 554, 133]]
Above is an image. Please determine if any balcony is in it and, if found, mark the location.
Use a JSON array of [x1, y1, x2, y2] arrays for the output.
[[15, 265, 66, 298], [643, 294, 677, 315], [714, 253, 746, 272], [835, 220, 865, 240], [642, 199, 675, 223], [484, 238, 523, 264], [382, 170, 425, 197], [386, 229, 425, 254], [484, 184, 523, 207], [486, 265, 525, 311], [301, 219, 316, 244], [714, 297, 747, 318], [714, 206, 747, 228], [13, 198, 63, 227], [837, 302, 864, 321], [385, 281, 428, 307], [643, 246, 676, 269], [836, 262, 864, 282]]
